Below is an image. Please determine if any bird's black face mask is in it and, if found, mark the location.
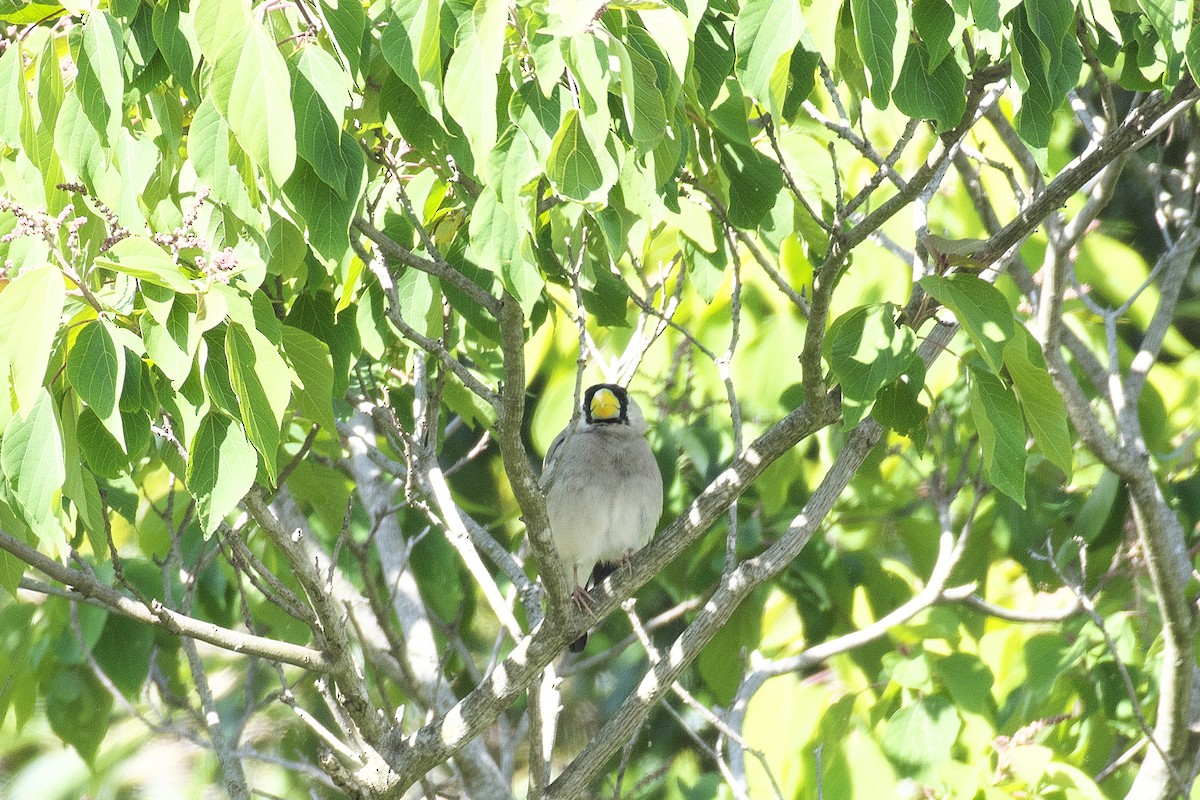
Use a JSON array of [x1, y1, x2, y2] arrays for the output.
[[583, 383, 628, 425]]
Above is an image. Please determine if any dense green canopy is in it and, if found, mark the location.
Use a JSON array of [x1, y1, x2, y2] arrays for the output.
[[1, 0, 1199, 798]]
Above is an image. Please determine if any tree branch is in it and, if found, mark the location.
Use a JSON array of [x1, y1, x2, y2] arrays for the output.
[[0, 527, 335, 672]]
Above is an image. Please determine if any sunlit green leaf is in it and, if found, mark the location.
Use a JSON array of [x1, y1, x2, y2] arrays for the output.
[[319, 0, 366, 77], [291, 46, 352, 196], [852, 0, 900, 108], [734, 0, 806, 118], [547, 109, 606, 202], [880, 695, 962, 780], [919, 273, 1013, 372], [968, 365, 1027, 506], [1003, 327, 1072, 477], [443, 0, 505, 166], [613, 38, 666, 150], [381, 0, 443, 121], [226, 322, 291, 483], [0, 45, 22, 148], [152, 0, 199, 98], [826, 303, 918, 429], [74, 11, 124, 145], [280, 325, 337, 432], [187, 411, 257, 535], [66, 320, 126, 449], [96, 236, 194, 293], [0, 266, 65, 416], [893, 40, 966, 129], [193, 0, 249, 61], [1008, 0, 1082, 148], [187, 96, 257, 222], [1, 388, 65, 544], [210, 21, 296, 186]]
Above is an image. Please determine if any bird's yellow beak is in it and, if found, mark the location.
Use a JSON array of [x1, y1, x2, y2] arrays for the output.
[[590, 387, 620, 420]]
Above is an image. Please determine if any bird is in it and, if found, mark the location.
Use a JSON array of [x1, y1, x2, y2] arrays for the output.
[[541, 383, 664, 653]]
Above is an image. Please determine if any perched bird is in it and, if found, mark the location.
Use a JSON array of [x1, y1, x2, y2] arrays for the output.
[[541, 383, 664, 652]]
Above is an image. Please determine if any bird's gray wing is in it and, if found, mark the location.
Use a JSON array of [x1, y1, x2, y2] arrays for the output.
[[539, 426, 570, 490]]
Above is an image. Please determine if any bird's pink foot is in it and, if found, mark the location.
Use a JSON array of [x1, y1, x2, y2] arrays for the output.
[[572, 584, 595, 614]]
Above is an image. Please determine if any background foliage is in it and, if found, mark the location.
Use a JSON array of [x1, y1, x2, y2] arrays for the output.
[[1, 0, 1199, 798]]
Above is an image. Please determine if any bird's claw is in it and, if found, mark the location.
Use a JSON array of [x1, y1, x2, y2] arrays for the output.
[[572, 585, 595, 615]]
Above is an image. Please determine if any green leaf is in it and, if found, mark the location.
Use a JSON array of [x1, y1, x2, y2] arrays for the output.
[[141, 296, 200, 388], [1188, 21, 1200, 86], [96, 236, 194, 293], [880, 695, 962, 780], [581, 267, 630, 328], [66, 320, 126, 448], [226, 322, 291, 484], [562, 35, 612, 159], [1135, 0, 1188, 88], [547, 109, 607, 202], [694, 15, 735, 111], [1072, 468, 1120, 544], [187, 412, 258, 535], [699, 590, 763, 705], [825, 304, 917, 429], [893, 40, 966, 130], [394, 267, 439, 338], [60, 397, 108, 541], [281, 140, 364, 263], [968, 366, 1027, 506], [291, 46, 351, 196], [76, 405, 127, 478], [92, 614, 154, 698], [469, 186, 540, 312], [0, 266, 66, 415], [918, 273, 1013, 372], [318, 0, 366, 77], [0, 45, 23, 148], [201, 330, 241, 418], [1003, 327, 1073, 477], [46, 667, 113, 764], [780, 38, 820, 122], [1, 388, 65, 544], [187, 96, 257, 222], [683, 239, 727, 305], [74, 11, 125, 145], [485, 125, 539, 203], [628, 24, 680, 112], [717, 137, 784, 228], [912, 0, 955, 69], [280, 325, 337, 432], [193, 0, 250, 62], [381, 0, 444, 122], [443, 0, 505, 167], [734, 0, 806, 119], [873, 357, 928, 442], [612, 38, 666, 150], [0, 538, 23, 597], [151, 0, 199, 98], [210, 21, 296, 186], [1008, 0, 1082, 148], [852, 0, 900, 108], [53, 91, 108, 191]]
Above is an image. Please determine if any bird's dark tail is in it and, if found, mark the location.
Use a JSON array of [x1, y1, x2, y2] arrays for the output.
[[590, 561, 619, 586], [569, 562, 621, 653]]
